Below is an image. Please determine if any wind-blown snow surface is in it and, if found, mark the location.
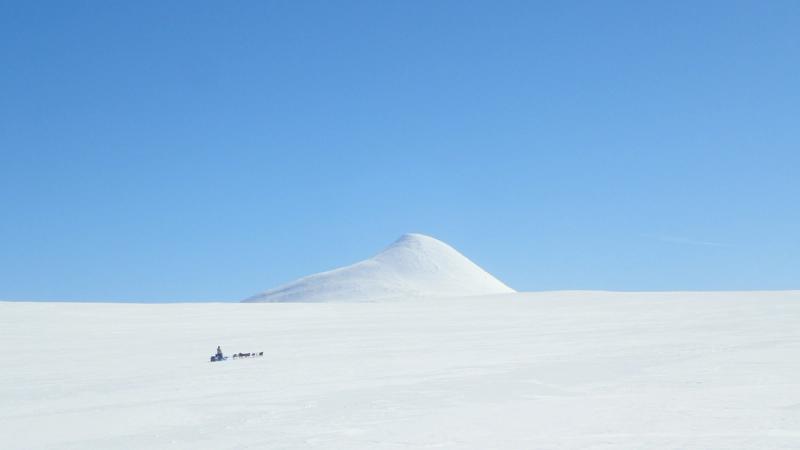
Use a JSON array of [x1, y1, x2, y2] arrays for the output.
[[244, 233, 514, 302], [2, 291, 800, 449]]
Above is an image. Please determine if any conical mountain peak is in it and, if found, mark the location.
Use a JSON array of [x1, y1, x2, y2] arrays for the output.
[[244, 234, 514, 303]]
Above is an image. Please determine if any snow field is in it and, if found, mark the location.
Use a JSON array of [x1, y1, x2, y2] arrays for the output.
[[1, 291, 800, 449]]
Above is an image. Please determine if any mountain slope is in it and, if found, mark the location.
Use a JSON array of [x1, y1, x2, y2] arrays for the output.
[[243, 233, 514, 302]]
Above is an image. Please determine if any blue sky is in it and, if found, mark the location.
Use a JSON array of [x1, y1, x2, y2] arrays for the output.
[[1, 1, 798, 301]]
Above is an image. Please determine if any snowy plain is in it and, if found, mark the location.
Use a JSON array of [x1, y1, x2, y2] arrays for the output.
[[2, 291, 800, 449]]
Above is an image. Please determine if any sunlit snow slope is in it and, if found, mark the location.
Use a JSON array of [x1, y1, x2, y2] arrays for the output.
[[244, 233, 514, 302]]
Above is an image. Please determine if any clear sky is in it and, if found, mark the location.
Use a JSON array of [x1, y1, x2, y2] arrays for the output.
[[1, 1, 798, 302]]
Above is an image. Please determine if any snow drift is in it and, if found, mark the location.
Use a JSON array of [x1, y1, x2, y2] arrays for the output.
[[244, 233, 514, 302]]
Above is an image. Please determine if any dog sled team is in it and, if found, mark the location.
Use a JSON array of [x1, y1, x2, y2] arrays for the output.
[[210, 346, 263, 362]]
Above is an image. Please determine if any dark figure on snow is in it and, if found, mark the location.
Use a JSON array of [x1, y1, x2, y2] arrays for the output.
[[216, 346, 223, 358]]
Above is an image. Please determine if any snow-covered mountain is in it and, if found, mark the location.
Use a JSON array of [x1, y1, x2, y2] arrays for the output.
[[244, 233, 514, 302]]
